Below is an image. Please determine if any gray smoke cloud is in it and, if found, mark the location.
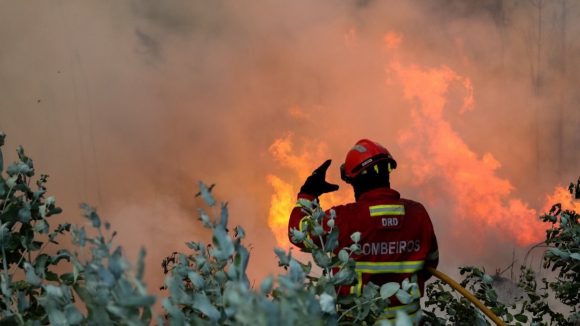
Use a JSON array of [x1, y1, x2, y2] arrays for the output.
[[1, 0, 578, 301]]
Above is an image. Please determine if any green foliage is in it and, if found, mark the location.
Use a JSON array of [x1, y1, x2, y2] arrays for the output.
[[3, 131, 579, 326], [0, 134, 72, 325], [0, 133, 412, 325], [423, 177, 580, 326], [160, 182, 415, 326], [0, 135, 156, 325]]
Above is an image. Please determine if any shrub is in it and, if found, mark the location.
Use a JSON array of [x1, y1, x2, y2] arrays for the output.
[[423, 177, 580, 326], [0, 132, 156, 325], [160, 183, 416, 326], [0, 133, 413, 326]]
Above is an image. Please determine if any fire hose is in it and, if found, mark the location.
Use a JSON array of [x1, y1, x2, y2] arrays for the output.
[[426, 267, 507, 326]]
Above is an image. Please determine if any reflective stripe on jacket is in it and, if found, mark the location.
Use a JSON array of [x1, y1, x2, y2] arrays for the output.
[[288, 187, 439, 311]]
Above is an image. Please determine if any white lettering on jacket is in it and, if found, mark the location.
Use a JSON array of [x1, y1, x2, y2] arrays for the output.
[[381, 217, 399, 227], [361, 240, 420, 256]]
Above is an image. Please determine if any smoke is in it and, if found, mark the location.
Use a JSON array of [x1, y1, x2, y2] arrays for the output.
[[1, 0, 579, 301]]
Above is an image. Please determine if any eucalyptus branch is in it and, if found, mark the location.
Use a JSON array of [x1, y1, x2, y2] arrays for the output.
[[1, 184, 16, 213], [337, 297, 381, 322], [10, 234, 37, 277]]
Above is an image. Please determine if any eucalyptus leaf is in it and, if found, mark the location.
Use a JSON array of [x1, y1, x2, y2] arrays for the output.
[[6, 175, 17, 187], [23, 262, 41, 287], [380, 282, 400, 300], [395, 289, 413, 304], [63, 304, 84, 325], [475, 314, 488, 326], [395, 310, 413, 326], [570, 253, 580, 260], [33, 189, 46, 200], [330, 266, 356, 286], [89, 211, 101, 228], [198, 181, 216, 207], [108, 246, 125, 279], [45, 196, 55, 207], [319, 293, 335, 313], [0, 225, 11, 248], [350, 231, 361, 243], [486, 289, 498, 302], [327, 218, 335, 229], [47, 308, 70, 326], [117, 295, 157, 307], [18, 206, 31, 223], [312, 249, 331, 268], [338, 249, 349, 264], [324, 227, 339, 252], [483, 274, 493, 284], [211, 224, 234, 260], [198, 208, 211, 228], [290, 228, 305, 243], [236, 225, 245, 238], [16, 291, 29, 313], [136, 247, 146, 281], [39, 205, 47, 218], [98, 265, 116, 287], [46, 284, 64, 298], [289, 258, 305, 284], [193, 293, 220, 323], [188, 271, 205, 290], [220, 202, 229, 228], [260, 275, 273, 294], [0, 147, 3, 174], [78, 227, 86, 247], [214, 270, 228, 285]]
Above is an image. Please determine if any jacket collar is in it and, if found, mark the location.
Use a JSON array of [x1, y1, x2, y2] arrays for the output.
[[357, 187, 400, 202]]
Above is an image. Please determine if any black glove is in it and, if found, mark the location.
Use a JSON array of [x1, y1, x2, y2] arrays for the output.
[[299, 160, 339, 197]]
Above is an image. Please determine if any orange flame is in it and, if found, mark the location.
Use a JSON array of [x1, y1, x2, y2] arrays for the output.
[[266, 174, 295, 249], [544, 186, 580, 214], [392, 62, 544, 246], [266, 30, 577, 251], [266, 134, 351, 248]]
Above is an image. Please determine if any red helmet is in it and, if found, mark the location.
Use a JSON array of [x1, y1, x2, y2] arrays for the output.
[[340, 139, 397, 183]]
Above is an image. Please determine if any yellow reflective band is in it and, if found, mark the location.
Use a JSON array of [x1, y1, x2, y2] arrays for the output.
[[380, 300, 420, 316], [410, 273, 421, 299], [298, 216, 313, 248], [388, 162, 392, 173], [356, 271, 362, 296], [369, 205, 405, 216], [361, 170, 367, 174], [374, 164, 379, 173], [348, 301, 421, 323], [294, 198, 312, 208], [348, 271, 363, 296], [427, 250, 439, 260], [354, 261, 424, 274], [378, 301, 422, 323]]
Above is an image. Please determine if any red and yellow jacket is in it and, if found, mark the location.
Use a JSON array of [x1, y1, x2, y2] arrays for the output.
[[288, 187, 439, 322]]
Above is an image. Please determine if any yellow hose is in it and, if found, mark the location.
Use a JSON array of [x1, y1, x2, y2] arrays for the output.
[[426, 267, 507, 326]]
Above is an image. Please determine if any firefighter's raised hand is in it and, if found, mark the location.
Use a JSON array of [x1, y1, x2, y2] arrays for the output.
[[299, 159, 339, 197]]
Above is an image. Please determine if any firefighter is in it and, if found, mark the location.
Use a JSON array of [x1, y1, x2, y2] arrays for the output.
[[288, 139, 439, 325]]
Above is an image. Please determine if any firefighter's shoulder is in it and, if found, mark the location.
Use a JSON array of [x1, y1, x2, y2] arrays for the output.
[[399, 198, 429, 214], [325, 202, 354, 216]]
